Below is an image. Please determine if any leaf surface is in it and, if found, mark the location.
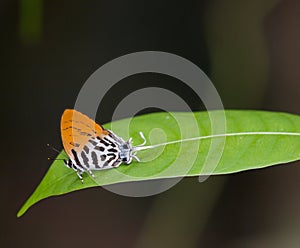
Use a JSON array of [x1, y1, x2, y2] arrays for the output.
[[17, 110, 300, 217]]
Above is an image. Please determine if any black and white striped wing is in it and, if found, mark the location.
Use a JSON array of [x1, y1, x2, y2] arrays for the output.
[[68, 132, 123, 171]]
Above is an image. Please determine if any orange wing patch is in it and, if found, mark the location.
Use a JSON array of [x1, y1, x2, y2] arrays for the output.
[[61, 109, 108, 157]]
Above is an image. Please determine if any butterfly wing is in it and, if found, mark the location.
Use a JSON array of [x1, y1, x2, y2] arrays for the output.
[[61, 109, 122, 171], [61, 109, 108, 158]]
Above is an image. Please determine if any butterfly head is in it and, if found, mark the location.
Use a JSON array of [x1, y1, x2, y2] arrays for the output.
[[120, 132, 148, 164], [119, 139, 134, 164]]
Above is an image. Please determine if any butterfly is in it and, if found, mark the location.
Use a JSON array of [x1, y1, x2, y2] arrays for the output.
[[60, 109, 146, 182]]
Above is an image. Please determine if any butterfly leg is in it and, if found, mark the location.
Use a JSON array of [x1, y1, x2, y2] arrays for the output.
[[134, 132, 147, 147], [132, 155, 140, 162], [87, 169, 95, 178], [128, 132, 147, 147], [76, 170, 84, 183], [64, 159, 73, 168]]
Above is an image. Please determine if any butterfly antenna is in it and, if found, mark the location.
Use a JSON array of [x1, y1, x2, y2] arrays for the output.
[[47, 144, 68, 160], [135, 132, 147, 146], [47, 157, 65, 161], [132, 132, 154, 152], [47, 143, 61, 153]]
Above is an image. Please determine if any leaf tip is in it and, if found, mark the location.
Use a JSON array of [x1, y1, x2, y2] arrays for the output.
[[17, 207, 26, 218]]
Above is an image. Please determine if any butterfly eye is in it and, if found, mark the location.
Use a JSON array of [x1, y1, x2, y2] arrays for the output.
[[122, 144, 129, 149]]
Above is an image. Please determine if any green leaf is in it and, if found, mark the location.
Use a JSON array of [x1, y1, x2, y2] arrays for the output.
[[17, 110, 300, 217]]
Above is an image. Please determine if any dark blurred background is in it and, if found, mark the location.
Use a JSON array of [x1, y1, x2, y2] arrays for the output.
[[2, 0, 300, 247]]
